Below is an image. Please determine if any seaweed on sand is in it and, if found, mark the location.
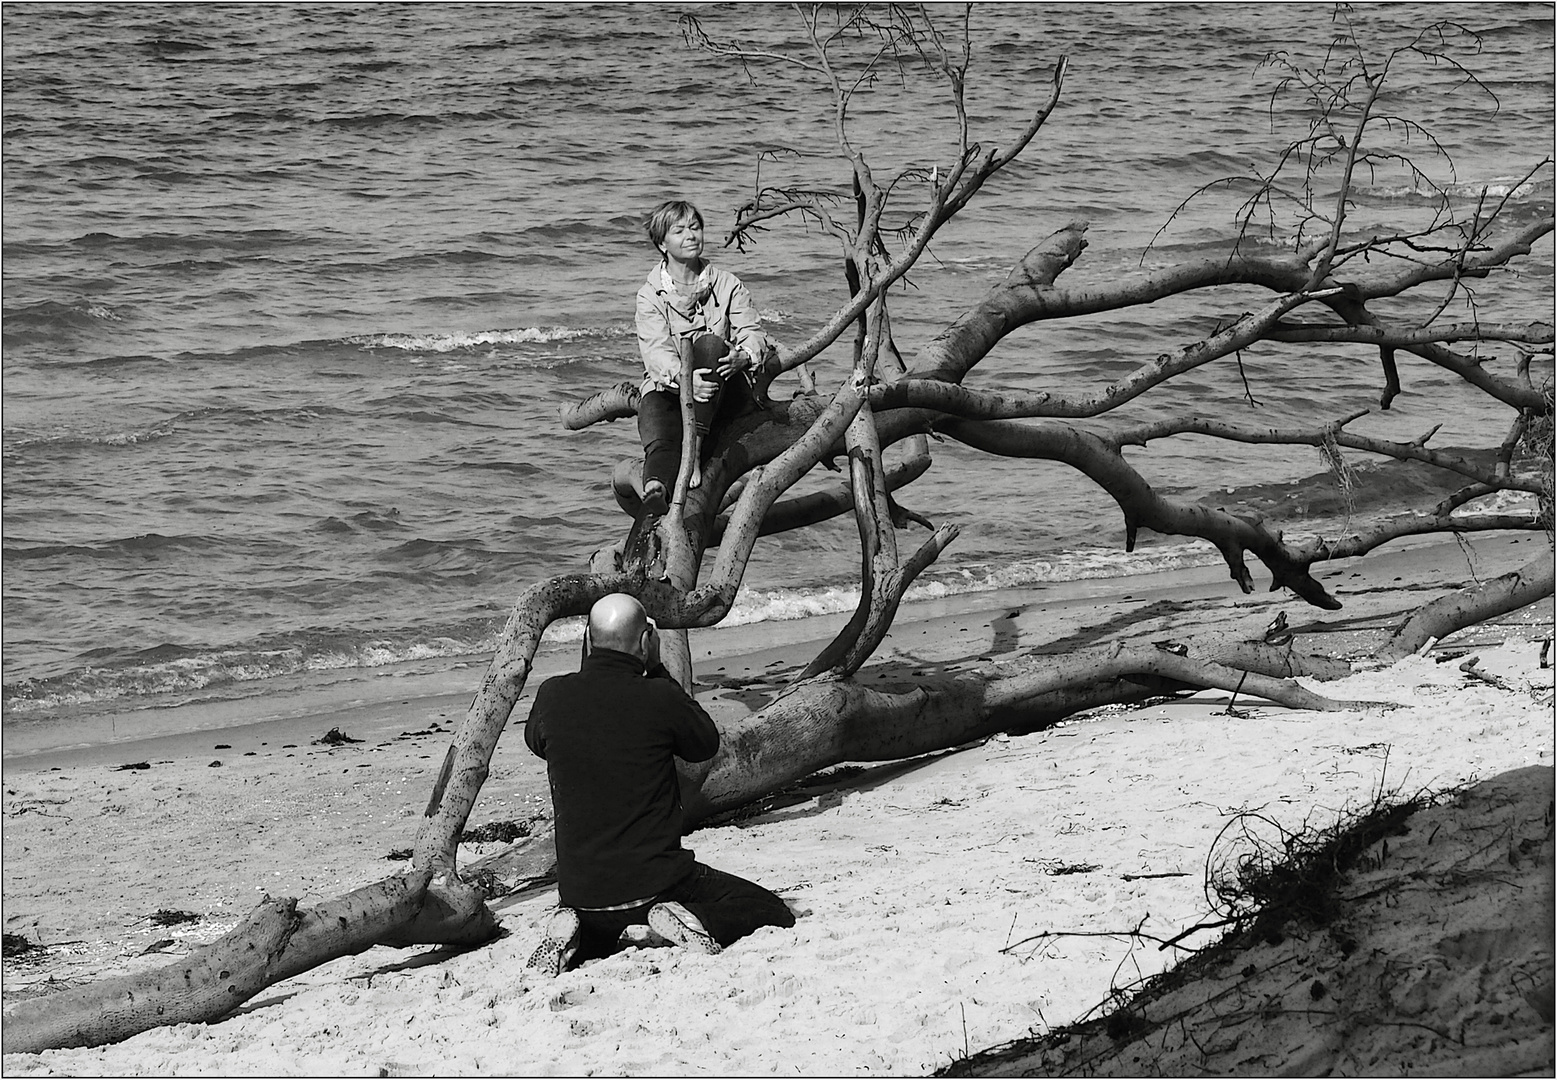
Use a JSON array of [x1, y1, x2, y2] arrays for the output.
[[459, 819, 534, 845], [3, 933, 42, 960], [145, 909, 201, 928], [314, 727, 364, 747]]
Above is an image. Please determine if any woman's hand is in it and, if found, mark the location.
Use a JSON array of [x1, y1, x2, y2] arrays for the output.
[[692, 369, 721, 402], [716, 344, 750, 379]]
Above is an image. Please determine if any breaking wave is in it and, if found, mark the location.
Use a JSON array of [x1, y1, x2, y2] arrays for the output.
[[346, 326, 630, 353]]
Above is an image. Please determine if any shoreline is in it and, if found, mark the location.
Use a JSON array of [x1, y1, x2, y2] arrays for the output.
[[4, 530, 1545, 773]]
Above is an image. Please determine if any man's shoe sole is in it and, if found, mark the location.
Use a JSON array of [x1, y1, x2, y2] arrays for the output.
[[525, 907, 581, 976], [524, 937, 568, 977], [648, 902, 721, 955]]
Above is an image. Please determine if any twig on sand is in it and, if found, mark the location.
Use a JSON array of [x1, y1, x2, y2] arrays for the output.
[[1002, 913, 1200, 959], [1457, 655, 1517, 691]]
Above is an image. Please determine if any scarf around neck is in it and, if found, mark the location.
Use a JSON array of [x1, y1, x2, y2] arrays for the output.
[[660, 262, 714, 312]]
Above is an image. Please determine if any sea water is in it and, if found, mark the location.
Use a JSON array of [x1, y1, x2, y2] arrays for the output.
[[3, 3, 1552, 731]]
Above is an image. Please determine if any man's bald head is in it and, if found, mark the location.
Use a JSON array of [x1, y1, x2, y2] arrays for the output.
[[587, 593, 651, 657]]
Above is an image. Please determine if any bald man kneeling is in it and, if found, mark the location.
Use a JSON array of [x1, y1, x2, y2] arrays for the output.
[[523, 593, 796, 975]]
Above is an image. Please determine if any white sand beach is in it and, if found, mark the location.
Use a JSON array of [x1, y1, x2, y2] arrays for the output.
[[3, 534, 1553, 1076]]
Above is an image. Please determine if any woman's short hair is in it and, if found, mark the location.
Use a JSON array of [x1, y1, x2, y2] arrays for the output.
[[645, 200, 704, 251]]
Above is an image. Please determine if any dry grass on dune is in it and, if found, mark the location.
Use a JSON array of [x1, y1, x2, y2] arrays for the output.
[[941, 765, 1555, 1078]]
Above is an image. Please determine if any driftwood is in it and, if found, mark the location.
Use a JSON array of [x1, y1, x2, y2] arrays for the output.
[[1380, 554, 1557, 662]]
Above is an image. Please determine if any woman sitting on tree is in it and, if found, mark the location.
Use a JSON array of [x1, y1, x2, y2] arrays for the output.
[[634, 199, 773, 516]]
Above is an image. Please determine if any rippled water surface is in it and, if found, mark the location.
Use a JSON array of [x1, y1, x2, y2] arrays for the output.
[[3, 3, 1552, 723]]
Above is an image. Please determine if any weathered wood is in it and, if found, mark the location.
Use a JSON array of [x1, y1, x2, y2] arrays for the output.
[[683, 638, 1384, 822], [935, 416, 1343, 609], [560, 381, 639, 430], [1381, 553, 1556, 661], [1, 873, 453, 1055]]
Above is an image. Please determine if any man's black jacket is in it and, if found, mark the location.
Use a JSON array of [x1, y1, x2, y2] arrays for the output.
[[524, 647, 719, 908]]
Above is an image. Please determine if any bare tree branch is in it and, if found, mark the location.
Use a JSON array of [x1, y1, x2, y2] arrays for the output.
[[1264, 320, 1553, 348], [1113, 414, 1548, 496], [933, 417, 1342, 609]]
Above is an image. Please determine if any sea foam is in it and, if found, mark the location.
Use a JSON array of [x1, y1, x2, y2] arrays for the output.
[[346, 326, 629, 352]]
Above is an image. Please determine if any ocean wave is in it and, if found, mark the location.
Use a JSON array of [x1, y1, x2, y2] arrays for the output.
[[340, 59, 401, 74], [460, 39, 523, 53], [2, 532, 226, 561], [315, 110, 512, 130], [1139, 232, 1295, 261], [1479, 17, 1557, 42], [130, 168, 207, 185], [717, 546, 1228, 629], [160, 404, 348, 428], [1454, 487, 1547, 518], [1356, 175, 1550, 202], [142, 38, 214, 55], [68, 228, 300, 254], [518, 221, 610, 241], [2, 422, 177, 454], [147, 257, 237, 273], [210, 110, 301, 125], [1204, 448, 1522, 524], [313, 509, 407, 535], [346, 326, 629, 352], [383, 409, 500, 427], [1, 632, 499, 718], [457, 460, 546, 477], [2, 298, 124, 329], [62, 154, 143, 169], [300, 42, 375, 56]]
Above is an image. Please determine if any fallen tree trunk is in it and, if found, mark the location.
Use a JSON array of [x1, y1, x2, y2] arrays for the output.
[[1380, 553, 1556, 662], [690, 642, 1387, 820], [465, 627, 1387, 891], [0, 871, 500, 1055]]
